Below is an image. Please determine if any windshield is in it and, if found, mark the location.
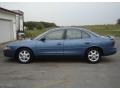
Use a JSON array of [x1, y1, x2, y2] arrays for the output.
[[34, 30, 49, 40]]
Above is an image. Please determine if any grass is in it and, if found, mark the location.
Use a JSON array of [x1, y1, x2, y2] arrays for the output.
[[82, 24, 120, 30], [82, 24, 120, 37], [91, 30, 120, 36], [24, 24, 120, 38]]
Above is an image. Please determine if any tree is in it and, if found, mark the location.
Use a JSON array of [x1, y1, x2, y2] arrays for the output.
[[24, 21, 36, 30], [117, 19, 120, 25]]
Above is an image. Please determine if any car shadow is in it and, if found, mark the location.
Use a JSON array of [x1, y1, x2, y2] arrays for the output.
[[34, 56, 86, 63], [101, 57, 115, 63], [4, 56, 115, 64]]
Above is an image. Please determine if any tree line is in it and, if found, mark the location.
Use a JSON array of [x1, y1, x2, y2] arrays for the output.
[[24, 19, 120, 30], [24, 21, 57, 30]]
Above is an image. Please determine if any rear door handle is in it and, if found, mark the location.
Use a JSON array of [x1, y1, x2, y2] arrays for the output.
[[85, 42, 90, 44]]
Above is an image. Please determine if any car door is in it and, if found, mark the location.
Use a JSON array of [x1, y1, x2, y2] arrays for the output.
[[36, 29, 65, 55], [64, 28, 91, 56]]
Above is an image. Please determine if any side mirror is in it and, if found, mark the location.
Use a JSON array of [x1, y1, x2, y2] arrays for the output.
[[40, 37, 46, 41]]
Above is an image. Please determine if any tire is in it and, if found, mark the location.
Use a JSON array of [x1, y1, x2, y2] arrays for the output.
[[86, 48, 101, 64], [16, 48, 33, 64]]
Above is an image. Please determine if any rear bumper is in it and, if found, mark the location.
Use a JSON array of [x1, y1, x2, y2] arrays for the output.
[[103, 47, 117, 56]]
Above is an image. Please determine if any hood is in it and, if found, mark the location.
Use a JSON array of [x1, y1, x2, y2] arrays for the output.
[[7, 39, 33, 46]]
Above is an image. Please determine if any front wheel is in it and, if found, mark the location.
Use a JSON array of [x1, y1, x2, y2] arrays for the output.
[[86, 48, 101, 64], [16, 48, 33, 64]]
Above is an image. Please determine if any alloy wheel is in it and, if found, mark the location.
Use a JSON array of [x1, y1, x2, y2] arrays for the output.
[[18, 50, 31, 63], [88, 49, 100, 62]]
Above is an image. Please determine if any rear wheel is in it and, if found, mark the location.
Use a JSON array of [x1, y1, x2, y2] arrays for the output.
[[86, 48, 101, 64], [16, 48, 33, 64]]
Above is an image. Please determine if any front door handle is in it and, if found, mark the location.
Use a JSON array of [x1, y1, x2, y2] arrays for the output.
[[57, 42, 62, 45]]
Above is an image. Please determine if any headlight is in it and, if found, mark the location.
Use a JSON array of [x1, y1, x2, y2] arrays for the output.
[[4, 46, 11, 50]]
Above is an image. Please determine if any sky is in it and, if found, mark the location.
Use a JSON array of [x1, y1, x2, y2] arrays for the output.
[[0, 2, 120, 26]]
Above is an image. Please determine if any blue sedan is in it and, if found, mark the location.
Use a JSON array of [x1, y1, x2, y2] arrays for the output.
[[3, 27, 117, 64]]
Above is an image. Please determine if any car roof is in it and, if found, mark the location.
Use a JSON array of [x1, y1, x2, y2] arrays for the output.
[[50, 27, 88, 31]]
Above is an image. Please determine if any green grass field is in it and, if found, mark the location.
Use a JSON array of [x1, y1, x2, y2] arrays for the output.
[[82, 24, 120, 37], [25, 24, 120, 38]]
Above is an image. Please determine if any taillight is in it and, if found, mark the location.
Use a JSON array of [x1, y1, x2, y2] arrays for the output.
[[112, 40, 115, 47]]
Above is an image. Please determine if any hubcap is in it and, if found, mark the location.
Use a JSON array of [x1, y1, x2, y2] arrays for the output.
[[88, 50, 99, 62], [19, 50, 30, 62]]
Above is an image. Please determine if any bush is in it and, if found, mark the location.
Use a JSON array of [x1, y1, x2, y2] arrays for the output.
[[117, 19, 120, 25], [24, 21, 57, 30]]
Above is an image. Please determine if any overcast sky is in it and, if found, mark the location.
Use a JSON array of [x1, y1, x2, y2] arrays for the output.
[[0, 2, 120, 26]]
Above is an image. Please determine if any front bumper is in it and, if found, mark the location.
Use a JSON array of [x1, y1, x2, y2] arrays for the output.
[[3, 49, 15, 57]]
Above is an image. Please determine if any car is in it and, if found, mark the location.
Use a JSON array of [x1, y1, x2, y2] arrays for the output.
[[3, 27, 117, 64]]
